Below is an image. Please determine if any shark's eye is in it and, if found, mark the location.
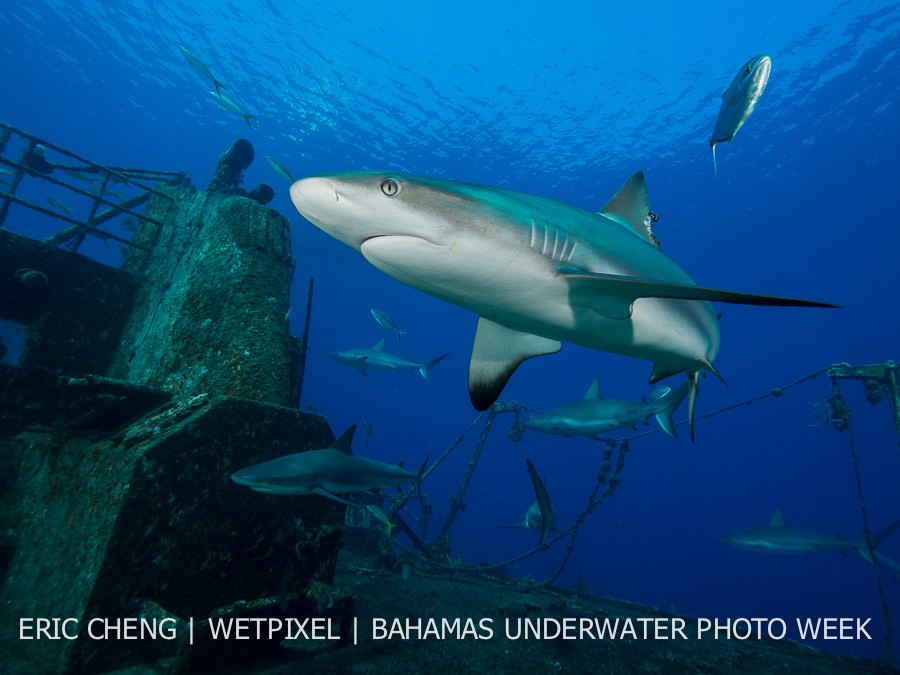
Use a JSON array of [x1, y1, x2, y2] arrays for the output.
[[381, 178, 400, 197]]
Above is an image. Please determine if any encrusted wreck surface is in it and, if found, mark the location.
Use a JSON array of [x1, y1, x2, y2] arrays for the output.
[[110, 184, 295, 406]]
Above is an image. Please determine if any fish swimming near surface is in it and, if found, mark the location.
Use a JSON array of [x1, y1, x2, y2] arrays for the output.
[[210, 91, 259, 129], [291, 171, 836, 439], [330, 339, 449, 380], [371, 308, 407, 342], [267, 155, 295, 182], [178, 44, 227, 95], [710, 54, 772, 177], [723, 509, 900, 561], [231, 425, 423, 505], [526, 378, 689, 438]]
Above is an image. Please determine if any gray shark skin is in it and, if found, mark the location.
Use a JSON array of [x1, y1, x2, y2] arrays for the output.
[[231, 425, 420, 504], [291, 171, 836, 438], [724, 509, 900, 559], [710, 54, 772, 176], [329, 339, 449, 380], [526, 378, 689, 438]]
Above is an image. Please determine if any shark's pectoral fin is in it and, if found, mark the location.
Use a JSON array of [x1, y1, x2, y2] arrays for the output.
[[312, 487, 354, 506], [562, 270, 840, 312], [468, 318, 561, 410]]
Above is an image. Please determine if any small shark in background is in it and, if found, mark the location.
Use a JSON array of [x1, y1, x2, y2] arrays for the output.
[[525, 378, 689, 438], [330, 340, 449, 380], [267, 155, 295, 182], [210, 91, 259, 129], [231, 425, 423, 505], [723, 509, 900, 561], [710, 54, 772, 177], [291, 171, 835, 439], [178, 44, 227, 95], [371, 308, 406, 342], [499, 459, 556, 546]]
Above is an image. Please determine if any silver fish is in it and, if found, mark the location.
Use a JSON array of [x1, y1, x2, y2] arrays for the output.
[[710, 54, 772, 176], [370, 308, 406, 342], [210, 91, 259, 129], [178, 44, 227, 95], [267, 155, 295, 182]]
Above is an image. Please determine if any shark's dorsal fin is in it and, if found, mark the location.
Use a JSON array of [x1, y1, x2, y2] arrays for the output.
[[769, 509, 786, 527], [371, 339, 385, 351], [584, 378, 602, 400], [598, 172, 654, 246], [468, 317, 561, 410], [330, 425, 356, 454]]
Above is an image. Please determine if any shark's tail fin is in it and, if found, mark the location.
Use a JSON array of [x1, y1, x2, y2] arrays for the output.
[[419, 353, 450, 380], [652, 379, 690, 438], [711, 142, 718, 178], [413, 453, 429, 497], [395, 330, 407, 343], [867, 519, 900, 551], [858, 549, 900, 581]]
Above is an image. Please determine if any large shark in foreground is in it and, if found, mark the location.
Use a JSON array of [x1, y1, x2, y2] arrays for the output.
[[710, 54, 772, 177], [525, 378, 689, 438], [330, 339, 449, 379], [231, 425, 422, 504], [724, 509, 900, 561], [291, 171, 836, 438]]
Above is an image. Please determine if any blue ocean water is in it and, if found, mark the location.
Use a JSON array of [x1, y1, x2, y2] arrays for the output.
[[2, 0, 899, 663]]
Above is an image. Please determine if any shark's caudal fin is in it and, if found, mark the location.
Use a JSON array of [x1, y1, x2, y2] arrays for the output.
[[419, 353, 450, 380], [526, 458, 554, 547], [468, 317, 561, 410], [688, 372, 701, 442], [868, 519, 900, 550], [651, 379, 690, 438], [711, 142, 718, 178]]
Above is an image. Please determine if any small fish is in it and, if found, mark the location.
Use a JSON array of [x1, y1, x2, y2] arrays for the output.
[[363, 421, 374, 445], [210, 91, 259, 129], [366, 505, 397, 537], [267, 155, 295, 182], [710, 54, 772, 177], [61, 168, 96, 183], [178, 44, 227, 95], [46, 196, 73, 214], [371, 308, 406, 342]]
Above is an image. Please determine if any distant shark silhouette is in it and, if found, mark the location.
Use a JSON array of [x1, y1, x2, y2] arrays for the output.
[[723, 509, 900, 564], [330, 340, 448, 380], [231, 425, 423, 505]]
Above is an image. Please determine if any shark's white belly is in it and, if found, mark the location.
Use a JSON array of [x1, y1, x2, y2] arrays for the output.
[[361, 232, 718, 373]]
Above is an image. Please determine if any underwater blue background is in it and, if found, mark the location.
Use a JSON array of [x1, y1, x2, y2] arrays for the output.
[[2, 0, 899, 661]]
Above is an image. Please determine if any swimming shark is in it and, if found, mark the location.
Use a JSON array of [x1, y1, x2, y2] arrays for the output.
[[291, 171, 836, 439], [710, 54, 772, 177], [723, 509, 900, 558], [329, 339, 449, 379], [498, 459, 556, 546], [526, 378, 689, 438], [231, 425, 422, 504]]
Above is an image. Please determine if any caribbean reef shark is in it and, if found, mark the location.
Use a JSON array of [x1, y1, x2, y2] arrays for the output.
[[231, 425, 423, 504], [291, 171, 836, 438], [330, 339, 449, 379], [526, 378, 689, 438], [723, 509, 900, 559], [710, 54, 772, 177], [499, 459, 556, 546]]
